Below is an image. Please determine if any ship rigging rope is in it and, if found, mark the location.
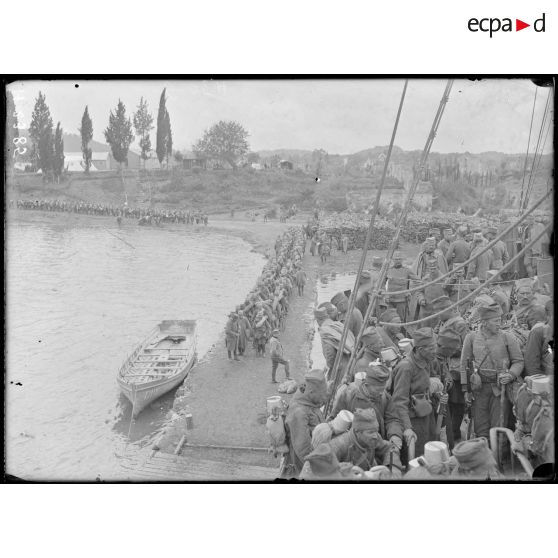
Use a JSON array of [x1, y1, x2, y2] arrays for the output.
[[523, 91, 553, 211], [325, 80, 453, 416], [383, 189, 551, 297], [376, 223, 552, 328], [519, 87, 538, 211], [325, 80, 409, 412]]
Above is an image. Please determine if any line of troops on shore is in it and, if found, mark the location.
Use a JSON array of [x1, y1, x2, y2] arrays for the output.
[[224, 227, 308, 373], [13, 198, 209, 225], [281, 220, 554, 480]]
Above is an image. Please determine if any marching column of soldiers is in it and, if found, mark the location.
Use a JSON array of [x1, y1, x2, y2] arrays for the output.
[[281, 220, 553, 480], [14, 198, 208, 225], [224, 227, 308, 374]]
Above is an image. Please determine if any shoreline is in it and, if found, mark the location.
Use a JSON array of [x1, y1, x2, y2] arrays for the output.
[[7, 208, 417, 478]]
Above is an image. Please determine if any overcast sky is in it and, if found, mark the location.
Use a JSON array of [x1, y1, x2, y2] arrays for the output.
[[7, 79, 553, 155]]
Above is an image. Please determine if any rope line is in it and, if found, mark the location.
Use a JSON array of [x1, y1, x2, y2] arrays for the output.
[[376, 223, 552, 328], [381, 189, 551, 297]]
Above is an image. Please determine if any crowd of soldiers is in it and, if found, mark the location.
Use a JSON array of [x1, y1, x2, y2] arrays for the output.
[[12, 198, 209, 226], [224, 227, 308, 378], [281, 220, 554, 480]]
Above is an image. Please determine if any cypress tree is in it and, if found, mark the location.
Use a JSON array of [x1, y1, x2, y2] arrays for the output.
[[79, 106, 93, 173], [29, 91, 54, 179], [156, 88, 167, 167]]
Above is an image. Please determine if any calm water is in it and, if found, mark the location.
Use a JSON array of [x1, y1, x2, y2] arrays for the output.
[[5, 214, 264, 480]]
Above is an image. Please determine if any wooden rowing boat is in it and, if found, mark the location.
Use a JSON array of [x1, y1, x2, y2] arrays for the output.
[[117, 320, 197, 417]]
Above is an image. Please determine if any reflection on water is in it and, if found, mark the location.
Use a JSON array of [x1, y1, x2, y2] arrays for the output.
[[5, 216, 263, 480], [309, 272, 360, 369]]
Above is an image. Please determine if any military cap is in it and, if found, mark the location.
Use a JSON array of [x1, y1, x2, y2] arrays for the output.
[[487, 226, 498, 235], [474, 294, 495, 307], [478, 301, 503, 320], [429, 228, 439, 235], [359, 270, 372, 282], [352, 408, 380, 433], [425, 236, 436, 245], [412, 327, 435, 347], [372, 256, 383, 269], [305, 368, 326, 384], [516, 278, 533, 291], [360, 326, 383, 351], [473, 232, 483, 241], [452, 437, 494, 470], [365, 362, 390, 387], [331, 292, 348, 307], [313, 307, 328, 320], [437, 329, 462, 353], [527, 304, 547, 325], [444, 228, 453, 234], [431, 295, 452, 311], [272, 329, 280, 335]]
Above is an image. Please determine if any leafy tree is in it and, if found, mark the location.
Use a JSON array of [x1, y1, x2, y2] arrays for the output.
[[174, 150, 184, 163], [165, 109, 172, 167], [104, 99, 134, 167], [53, 122, 65, 182], [193, 120, 249, 169], [79, 106, 93, 173], [133, 97, 154, 167], [29, 91, 54, 177], [156, 88, 168, 167]]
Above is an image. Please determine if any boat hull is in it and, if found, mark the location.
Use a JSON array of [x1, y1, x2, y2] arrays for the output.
[[117, 320, 197, 417], [117, 356, 195, 417]]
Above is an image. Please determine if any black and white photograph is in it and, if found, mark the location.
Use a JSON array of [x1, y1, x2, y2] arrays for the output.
[[4, 78, 554, 483]]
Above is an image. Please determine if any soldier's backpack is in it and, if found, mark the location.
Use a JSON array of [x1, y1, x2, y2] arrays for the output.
[[266, 400, 289, 457], [529, 396, 554, 462]]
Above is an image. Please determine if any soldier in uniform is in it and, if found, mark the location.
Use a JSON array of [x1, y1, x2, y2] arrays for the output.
[[314, 306, 355, 379], [485, 226, 509, 270], [512, 374, 554, 468], [432, 295, 469, 447], [437, 228, 453, 259], [331, 291, 363, 340], [385, 251, 420, 323], [460, 302, 524, 439], [284, 369, 328, 477], [392, 328, 443, 457], [467, 232, 492, 282], [328, 361, 404, 453], [415, 237, 448, 278], [415, 257, 446, 326], [511, 278, 540, 329], [329, 408, 403, 474]]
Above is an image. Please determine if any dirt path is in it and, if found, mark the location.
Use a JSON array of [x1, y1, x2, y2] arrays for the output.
[[163, 223, 418, 458], [171, 217, 317, 450]]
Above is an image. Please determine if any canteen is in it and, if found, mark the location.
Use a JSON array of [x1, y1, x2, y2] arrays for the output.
[[354, 372, 366, 387], [266, 396, 283, 416], [424, 441, 450, 465], [331, 410, 354, 434], [398, 338, 413, 355]]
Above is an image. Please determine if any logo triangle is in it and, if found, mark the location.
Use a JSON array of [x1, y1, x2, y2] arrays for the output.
[[516, 19, 530, 31]]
